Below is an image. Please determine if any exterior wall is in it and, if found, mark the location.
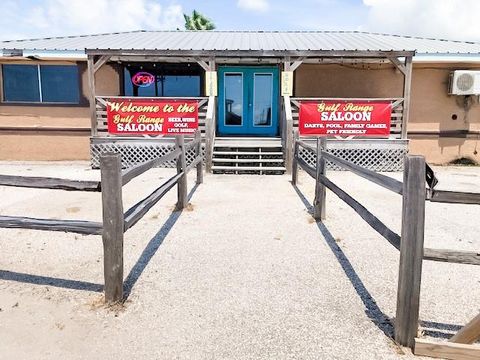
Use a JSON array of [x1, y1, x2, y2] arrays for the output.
[[0, 59, 120, 160], [295, 63, 480, 164], [1, 58, 479, 165]]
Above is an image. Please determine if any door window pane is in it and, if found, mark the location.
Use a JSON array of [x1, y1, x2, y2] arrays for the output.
[[2, 64, 40, 102], [40, 65, 79, 103], [224, 73, 243, 126], [253, 73, 272, 126]]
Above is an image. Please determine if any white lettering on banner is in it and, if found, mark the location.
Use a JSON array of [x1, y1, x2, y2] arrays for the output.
[[321, 112, 372, 121], [117, 123, 163, 132]]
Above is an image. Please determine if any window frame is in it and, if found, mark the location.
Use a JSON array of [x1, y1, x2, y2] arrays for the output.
[[0, 63, 85, 106], [122, 63, 205, 98]]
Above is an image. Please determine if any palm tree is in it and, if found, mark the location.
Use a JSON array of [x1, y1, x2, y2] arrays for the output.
[[184, 10, 216, 30]]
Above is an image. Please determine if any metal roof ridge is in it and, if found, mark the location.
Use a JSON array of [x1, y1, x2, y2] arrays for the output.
[[0, 29, 148, 44]]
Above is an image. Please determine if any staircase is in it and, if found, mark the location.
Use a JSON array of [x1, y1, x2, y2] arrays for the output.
[[212, 137, 286, 175]]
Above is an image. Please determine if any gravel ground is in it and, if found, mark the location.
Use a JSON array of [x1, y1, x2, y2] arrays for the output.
[[0, 161, 478, 359]]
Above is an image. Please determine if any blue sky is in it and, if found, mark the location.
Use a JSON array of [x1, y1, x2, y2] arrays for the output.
[[1, 0, 479, 42]]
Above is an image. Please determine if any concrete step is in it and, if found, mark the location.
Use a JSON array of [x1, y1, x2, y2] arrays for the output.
[[213, 158, 284, 163], [212, 166, 286, 171], [213, 151, 284, 156]]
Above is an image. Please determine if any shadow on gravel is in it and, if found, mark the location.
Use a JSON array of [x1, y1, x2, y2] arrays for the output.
[[0, 183, 200, 298], [0, 270, 103, 292], [291, 182, 463, 341], [123, 183, 200, 300], [291, 183, 395, 338]]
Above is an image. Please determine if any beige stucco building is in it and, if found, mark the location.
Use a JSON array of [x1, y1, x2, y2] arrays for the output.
[[1, 30, 480, 170]]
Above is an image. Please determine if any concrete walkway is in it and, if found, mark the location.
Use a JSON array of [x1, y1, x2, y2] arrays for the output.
[[2, 163, 478, 359]]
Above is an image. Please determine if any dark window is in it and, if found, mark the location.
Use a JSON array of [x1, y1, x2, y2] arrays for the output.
[[2, 64, 79, 103], [124, 63, 201, 97], [40, 65, 79, 103], [2, 65, 40, 102]]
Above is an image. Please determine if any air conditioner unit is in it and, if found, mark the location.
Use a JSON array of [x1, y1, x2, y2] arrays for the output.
[[449, 70, 480, 95]]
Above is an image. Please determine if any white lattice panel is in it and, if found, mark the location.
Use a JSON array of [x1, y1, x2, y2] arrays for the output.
[[91, 139, 204, 169], [298, 140, 408, 172]]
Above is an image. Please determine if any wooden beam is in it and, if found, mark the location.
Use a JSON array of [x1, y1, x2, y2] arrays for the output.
[[86, 49, 416, 59], [204, 96, 216, 172], [100, 153, 124, 304], [0, 175, 100, 192], [0, 215, 102, 235], [415, 338, 480, 360], [395, 155, 426, 348], [123, 172, 182, 230], [318, 174, 401, 250], [176, 135, 188, 210], [195, 57, 210, 71], [320, 151, 403, 195], [292, 131, 299, 185], [427, 189, 480, 205], [423, 248, 480, 266], [87, 55, 98, 137], [389, 57, 407, 75], [93, 55, 110, 73], [284, 95, 294, 173], [451, 314, 480, 344], [401, 56, 413, 139], [121, 148, 181, 186], [195, 130, 203, 184], [289, 57, 305, 72], [313, 138, 326, 220]]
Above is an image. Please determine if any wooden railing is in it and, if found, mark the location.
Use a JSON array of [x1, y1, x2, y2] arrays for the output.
[[293, 138, 480, 356], [0, 130, 203, 304]]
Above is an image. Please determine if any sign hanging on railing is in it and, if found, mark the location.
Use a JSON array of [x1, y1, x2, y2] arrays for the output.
[[298, 100, 392, 137], [107, 99, 198, 135]]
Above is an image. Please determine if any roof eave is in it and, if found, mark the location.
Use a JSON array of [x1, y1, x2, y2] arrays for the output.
[[85, 48, 416, 58]]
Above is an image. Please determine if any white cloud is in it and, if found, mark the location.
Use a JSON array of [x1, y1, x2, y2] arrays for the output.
[[237, 0, 269, 13], [0, 0, 184, 41], [362, 0, 480, 41]]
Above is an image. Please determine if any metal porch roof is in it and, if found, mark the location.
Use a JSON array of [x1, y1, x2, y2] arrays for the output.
[[1, 30, 480, 54]]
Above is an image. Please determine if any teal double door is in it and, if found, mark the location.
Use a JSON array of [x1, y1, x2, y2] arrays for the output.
[[218, 66, 279, 136]]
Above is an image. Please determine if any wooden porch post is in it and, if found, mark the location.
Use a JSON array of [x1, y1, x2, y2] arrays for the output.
[[87, 54, 111, 137], [401, 56, 413, 139], [202, 59, 216, 173], [87, 55, 97, 137], [283, 58, 303, 174]]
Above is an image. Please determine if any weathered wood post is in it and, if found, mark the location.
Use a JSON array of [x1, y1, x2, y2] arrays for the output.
[[395, 155, 426, 348], [176, 135, 188, 210], [195, 130, 203, 184], [292, 130, 299, 185], [284, 96, 294, 174], [205, 96, 215, 173], [313, 137, 327, 220], [100, 152, 124, 304]]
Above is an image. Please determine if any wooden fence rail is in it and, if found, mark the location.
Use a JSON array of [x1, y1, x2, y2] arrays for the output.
[[0, 174, 101, 192], [293, 137, 480, 356], [0, 130, 204, 304]]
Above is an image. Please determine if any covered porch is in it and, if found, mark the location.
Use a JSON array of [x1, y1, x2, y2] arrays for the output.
[[86, 37, 414, 174]]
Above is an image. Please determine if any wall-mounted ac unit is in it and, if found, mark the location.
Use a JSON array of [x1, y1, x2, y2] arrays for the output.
[[449, 70, 480, 95]]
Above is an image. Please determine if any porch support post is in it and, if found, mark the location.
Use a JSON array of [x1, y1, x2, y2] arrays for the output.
[[401, 56, 413, 139], [87, 54, 111, 137], [205, 59, 216, 173], [283, 60, 295, 174]]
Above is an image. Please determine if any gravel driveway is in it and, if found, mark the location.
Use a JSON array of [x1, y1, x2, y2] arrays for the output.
[[0, 161, 478, 359]]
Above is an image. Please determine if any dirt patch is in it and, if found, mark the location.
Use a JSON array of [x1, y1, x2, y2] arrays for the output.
[[66, 206, 81, 213]]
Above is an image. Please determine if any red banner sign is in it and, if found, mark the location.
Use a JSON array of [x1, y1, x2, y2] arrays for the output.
[[107, 99, 198, 135], [299, 100, 392, 137]]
